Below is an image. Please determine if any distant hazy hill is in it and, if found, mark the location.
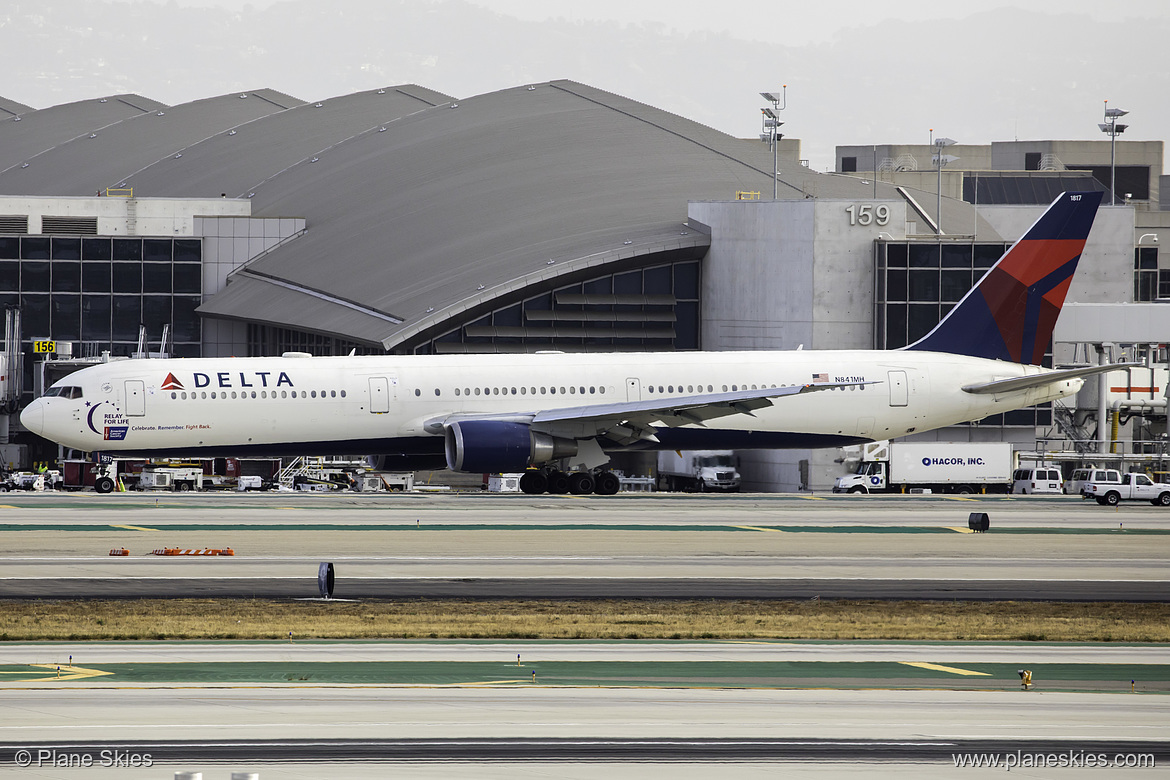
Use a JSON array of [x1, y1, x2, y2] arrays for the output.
[[2, 1, 1167, 171]]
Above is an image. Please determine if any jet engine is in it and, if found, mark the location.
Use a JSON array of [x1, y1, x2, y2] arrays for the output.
[[444, 420, 577, 473]]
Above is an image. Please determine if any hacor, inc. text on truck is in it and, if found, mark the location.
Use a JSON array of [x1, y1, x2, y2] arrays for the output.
[[833, 440, 1014, 495]]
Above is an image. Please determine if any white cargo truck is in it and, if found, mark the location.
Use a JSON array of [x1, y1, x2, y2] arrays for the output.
[[657, 450, 741, 492], [833, 440, 1014, 495]]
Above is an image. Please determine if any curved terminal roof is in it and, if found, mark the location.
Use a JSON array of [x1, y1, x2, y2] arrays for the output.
[[202, 80, 1000, 351], [0, 80, 1002, 353], [0, 94, 166, 175], [0, 90, 302, 196], [199, 80, 782, 348], [123, 85, 453, 199], [0, 96, 33, 120]]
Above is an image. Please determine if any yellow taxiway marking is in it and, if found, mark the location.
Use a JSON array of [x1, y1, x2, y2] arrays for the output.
[[940, 496, 979, 501], [946, 526, 976, 534], [0, 505, 18, 509], [900, 661, 990, 677], [24, 664, 115, 682], [110, 524, 160, 532], [732, 525, 785, 533]]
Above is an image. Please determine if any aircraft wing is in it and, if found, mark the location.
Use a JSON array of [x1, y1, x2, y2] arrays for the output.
[[426, 380, 877, 443], [961, 363, 1143, 395]]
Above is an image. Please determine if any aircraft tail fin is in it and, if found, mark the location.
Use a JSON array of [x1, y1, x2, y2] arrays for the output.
[[903, 191, 1103, 364]]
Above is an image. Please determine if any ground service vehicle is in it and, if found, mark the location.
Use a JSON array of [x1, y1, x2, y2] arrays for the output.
[[834, 440, 1013, 495], [1084, 472, 1170, 506], [657, 450, 741, 492], [1012, 467, 1064, 494], [1065, 468, 1122, 498]]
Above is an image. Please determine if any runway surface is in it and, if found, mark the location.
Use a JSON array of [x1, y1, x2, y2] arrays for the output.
[[2, 491, 1167, 777], [2, 490, 1167, 602], [1, 641, 1166, 778]]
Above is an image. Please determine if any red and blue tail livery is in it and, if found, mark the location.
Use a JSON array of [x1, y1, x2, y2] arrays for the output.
[[905, 191, 1103, 365]]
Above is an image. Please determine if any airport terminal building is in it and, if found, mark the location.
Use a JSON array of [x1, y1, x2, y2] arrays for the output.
[[1, 81, 1167, 490]]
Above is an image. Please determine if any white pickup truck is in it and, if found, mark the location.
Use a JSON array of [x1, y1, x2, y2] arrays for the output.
[[1084, 472, 1170, 506]]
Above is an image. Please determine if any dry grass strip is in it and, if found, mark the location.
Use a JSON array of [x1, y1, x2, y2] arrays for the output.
[[1, 599, 1167, 642]]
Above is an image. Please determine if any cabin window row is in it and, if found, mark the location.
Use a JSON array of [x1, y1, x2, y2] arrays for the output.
[[417, 386, 612, 397], [170, 389, 348, 400]]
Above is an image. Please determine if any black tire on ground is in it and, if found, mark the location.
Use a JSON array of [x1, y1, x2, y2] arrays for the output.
[[1157, 492, 1170, 507], [519, 471, 547, 495], [569, 472, 595, 495], [94, 476, 115, 494], [546, 471, 571, 495], [848, 486, 866, 494], [1105, 492, 1121, 506], [956, 485, 974, 495], [594, 471, 621, 496], [177, 482, 192, 492], [1096, 497, 1107, 506]]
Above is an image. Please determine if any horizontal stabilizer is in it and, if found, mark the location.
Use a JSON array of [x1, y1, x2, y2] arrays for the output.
[[962, 362, 1143, 395]]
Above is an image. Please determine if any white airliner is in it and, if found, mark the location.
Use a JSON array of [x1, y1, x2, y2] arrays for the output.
[[22, 191, 1128, 494]]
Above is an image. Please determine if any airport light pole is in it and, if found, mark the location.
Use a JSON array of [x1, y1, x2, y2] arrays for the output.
[[760, 88, 786, 200], [1098, 101, 1129, 206], [932, 134, 957, 235]]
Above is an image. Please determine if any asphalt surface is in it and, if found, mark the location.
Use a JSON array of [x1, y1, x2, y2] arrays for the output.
[[4, 575, 1165, 601]]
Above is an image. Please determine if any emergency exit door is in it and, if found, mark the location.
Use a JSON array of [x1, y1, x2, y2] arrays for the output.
[[125, 380, 145, 416], [887, 370, 908, 407], [368, 377, 390, 414]]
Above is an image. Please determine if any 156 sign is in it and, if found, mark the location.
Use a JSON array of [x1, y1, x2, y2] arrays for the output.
[[33, 340, 57, 354], [844, 204, 891, 227]]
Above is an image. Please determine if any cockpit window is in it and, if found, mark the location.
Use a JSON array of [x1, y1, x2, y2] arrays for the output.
[[44, 386, 83, 399]]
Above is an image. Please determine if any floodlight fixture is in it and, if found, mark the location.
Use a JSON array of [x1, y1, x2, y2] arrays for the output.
[[1100, 100, 1132, 205], [933, 132, 958, 237], [758, 86, 788, 199]]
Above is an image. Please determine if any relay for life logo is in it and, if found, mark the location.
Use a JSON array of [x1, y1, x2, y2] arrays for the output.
[[85, 401, 128, 441]]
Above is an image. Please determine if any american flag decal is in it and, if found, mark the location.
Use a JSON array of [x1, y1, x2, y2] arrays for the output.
[[812, 373, 828, 383]]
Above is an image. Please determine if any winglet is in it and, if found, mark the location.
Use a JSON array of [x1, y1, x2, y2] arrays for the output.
[[904, 191, 1103, 364]]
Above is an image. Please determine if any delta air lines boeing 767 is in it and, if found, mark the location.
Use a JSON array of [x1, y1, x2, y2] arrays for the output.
[[22, 191, 1128, 494]]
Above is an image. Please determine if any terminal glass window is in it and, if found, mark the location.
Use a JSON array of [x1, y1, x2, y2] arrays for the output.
[[0, 234, 203, 395], [876, 239, 1050, 429]]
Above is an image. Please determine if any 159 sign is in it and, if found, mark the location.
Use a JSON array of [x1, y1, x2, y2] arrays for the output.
[[844, 204, 891, 227]]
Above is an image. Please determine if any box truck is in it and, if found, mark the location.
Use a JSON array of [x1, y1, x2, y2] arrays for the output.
[[657, 450, 741, 492], [833, 440, 1013, 495]]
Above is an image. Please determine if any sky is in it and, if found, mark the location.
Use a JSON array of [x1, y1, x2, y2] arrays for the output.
[[3, 0, 1168, 172]]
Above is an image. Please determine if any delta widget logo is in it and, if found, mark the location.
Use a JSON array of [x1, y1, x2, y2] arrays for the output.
[[161, 373, 184, 390]]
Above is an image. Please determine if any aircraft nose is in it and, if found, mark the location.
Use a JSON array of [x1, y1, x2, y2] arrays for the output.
[[19, 399, 43, 436]]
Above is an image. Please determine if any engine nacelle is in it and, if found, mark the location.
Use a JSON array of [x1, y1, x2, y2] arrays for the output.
[[444, 420, 577, 473]]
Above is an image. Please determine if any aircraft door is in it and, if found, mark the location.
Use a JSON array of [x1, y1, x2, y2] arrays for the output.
[[626, 378, 641, 401], [125, 380, 145, 417], [368, 377, 390, 414], [887, 370, 908, 407]]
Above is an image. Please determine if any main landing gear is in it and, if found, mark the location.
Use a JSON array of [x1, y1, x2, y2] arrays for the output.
[[519, 469, 621, 496]]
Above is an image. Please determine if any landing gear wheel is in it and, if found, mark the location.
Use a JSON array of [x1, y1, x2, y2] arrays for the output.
[[95, 476, 115, 494], [546, 471, 571, 495], [519, 471, 547, 495], [594, 471, 621, 496], [569, 472, 595, 495]]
